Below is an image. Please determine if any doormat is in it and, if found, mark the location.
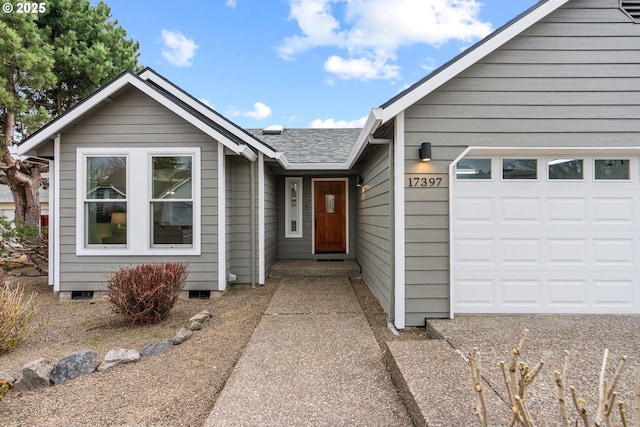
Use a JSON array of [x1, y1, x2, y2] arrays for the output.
[[317, 259, 345, 262]]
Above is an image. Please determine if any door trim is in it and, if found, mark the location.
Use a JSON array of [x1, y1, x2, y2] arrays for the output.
[[311, 178, 349, 255]]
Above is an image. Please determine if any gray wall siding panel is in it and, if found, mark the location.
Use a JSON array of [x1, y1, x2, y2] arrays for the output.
[[264, 165, 279, 274], [58, 87, 219, 292], [355, 144, 393, 316], [229, 158, 254, 284], [401, 0, 640, 323]]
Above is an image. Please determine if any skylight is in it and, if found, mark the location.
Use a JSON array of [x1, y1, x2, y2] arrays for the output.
[[263, 125, 285, 135]]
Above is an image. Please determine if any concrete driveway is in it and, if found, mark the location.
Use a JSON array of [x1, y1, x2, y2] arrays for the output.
[[388, 314, 640, 426]]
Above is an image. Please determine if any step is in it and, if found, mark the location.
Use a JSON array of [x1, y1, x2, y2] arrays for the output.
[[269, 259, 361, 278]]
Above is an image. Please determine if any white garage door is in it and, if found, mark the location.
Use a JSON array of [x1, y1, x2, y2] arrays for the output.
[[452, 153, 640, 314]]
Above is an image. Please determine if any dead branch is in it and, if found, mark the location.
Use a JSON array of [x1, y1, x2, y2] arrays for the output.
[[570, 386, 590, 427], [469, 348, 488, 427], [555, 351, 571, 427], [619, 400, 628, 427]]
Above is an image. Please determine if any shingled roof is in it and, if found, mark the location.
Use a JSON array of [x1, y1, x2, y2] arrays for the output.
[[246, 128, 361, 164]]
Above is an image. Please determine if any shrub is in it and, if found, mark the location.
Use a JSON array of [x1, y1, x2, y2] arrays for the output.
[[0, 379, 11, 400], [0, 275, 39, 354], [106, 263, 188, 324]]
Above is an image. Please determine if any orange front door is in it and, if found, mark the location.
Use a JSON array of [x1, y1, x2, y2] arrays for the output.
[[314, 180, 346, 253]]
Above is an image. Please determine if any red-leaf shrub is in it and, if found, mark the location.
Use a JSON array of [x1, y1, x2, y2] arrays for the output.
[[106, 263, 188, 324]]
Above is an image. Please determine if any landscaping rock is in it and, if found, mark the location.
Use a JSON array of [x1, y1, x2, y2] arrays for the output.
[[51, 350, 98, 385], [0, 370, 15, 384], [140, 339, 174, 357], [97, 349, 140, 372], [13, 358, 54, 392], [189, 312, 211, 323], [189, 321, 202, 331], [173, 326, 193, 345]]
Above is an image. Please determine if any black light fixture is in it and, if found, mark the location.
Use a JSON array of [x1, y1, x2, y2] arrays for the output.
[[419, 142, 432, 162], [356, 176, 364, 187]]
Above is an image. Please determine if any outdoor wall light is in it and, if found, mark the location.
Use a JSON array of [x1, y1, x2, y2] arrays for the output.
[[419, 142, 432, 162], [356, 176, 364, 187]]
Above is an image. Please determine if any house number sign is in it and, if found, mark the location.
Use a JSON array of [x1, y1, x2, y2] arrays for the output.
[[406, 175, 443, 188]]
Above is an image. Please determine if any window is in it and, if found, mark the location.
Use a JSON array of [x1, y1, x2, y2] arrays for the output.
[[285, 177, 303, 238], [503, 159, 537, 180], [594, 159, 630, 180], [84, 155, 127, 246], [151, 155, 193, 246], [456, 159, 491, 180], [548, 158, 584, 180], [77, 148, 200, 255]]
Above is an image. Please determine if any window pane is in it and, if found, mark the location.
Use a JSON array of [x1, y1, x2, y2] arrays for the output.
[[503, 159, 537, 180], [86, 156, 126, 199], [152, 156, 192, 199], [151, 201, 193, 245], [548, 158, 584, 180], [595, 159, 630, 180], [87, 202, 127, 245], [456, 159, 491, 180], [289, 180, 298, 233]]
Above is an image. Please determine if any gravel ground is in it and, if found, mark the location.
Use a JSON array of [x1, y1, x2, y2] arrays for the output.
[[0, 270, 427, 427], [429, 315, 640, 426]]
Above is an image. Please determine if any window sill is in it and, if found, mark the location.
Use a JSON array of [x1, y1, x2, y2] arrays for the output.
[[76, 247, 201, 257]]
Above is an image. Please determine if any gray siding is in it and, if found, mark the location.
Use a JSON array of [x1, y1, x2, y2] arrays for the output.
[[402, 0, 640, 324], [59, 87, 219, 291], [355, 144, 393, 316], [264, 164, 279, 274], [225, 155, 233, 286], [229, 157, 256, 284], [278, 175, 357, 259]]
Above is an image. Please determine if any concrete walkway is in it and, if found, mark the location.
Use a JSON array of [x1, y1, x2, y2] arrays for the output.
[[204, 276, 412, 427]]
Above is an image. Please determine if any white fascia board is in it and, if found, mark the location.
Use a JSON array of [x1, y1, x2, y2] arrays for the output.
[[139, 69, 279, 160], [381, 0, 570, 124], [463, 146, 640, 156], [286, 162, 349, 171], [18, 74, 137, 155], [238, 144, 258, 162], [345, 108, 383, 169], [273, 152, 291, 169]]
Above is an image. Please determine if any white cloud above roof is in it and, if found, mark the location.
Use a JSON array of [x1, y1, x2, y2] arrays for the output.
[[229, 102, 273, 121], [277, 0, 493, 81], [161, 30, 199, 67], [310, 116, 367, 128]]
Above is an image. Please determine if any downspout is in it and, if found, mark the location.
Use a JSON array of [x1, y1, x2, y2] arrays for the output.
[[250, 157, 256, 288]]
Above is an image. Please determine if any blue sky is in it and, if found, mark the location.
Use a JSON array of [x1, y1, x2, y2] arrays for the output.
[[102, 0, 538, 128]]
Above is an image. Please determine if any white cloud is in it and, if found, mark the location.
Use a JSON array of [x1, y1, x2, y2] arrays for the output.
[[161, 30, 198, 67], [229, 102, 273, 120], [226, 0, 237, 7], [199, 98, 215, 109], [310, 116, 368, 128], [324, 55, 400, 81], [277, 0, 493, 80]]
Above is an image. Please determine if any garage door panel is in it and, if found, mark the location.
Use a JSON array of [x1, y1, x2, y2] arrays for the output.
[[501, 280, 541, 306], [593, 197, 635, 223], [455, 238, 494, 264], [453, 197, 494, 223], [547, 198, 588, 223], [453, 154, 640, 314], [593, 239, 635, 266], [547, 239, 588, 265], [547, 280, 588, 307], [500, 239, 541, 265], [500, 198, 542, 223]]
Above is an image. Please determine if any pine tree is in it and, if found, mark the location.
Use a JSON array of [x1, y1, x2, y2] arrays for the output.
[[0, 0, 140, 232]]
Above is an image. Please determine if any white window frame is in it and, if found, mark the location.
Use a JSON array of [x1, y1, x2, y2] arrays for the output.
[[284, 177, 303, 238], [77, 147, 201, 256]]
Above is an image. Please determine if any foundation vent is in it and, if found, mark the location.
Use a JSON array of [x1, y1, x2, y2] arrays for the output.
[[621, 0, 640, 21]]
